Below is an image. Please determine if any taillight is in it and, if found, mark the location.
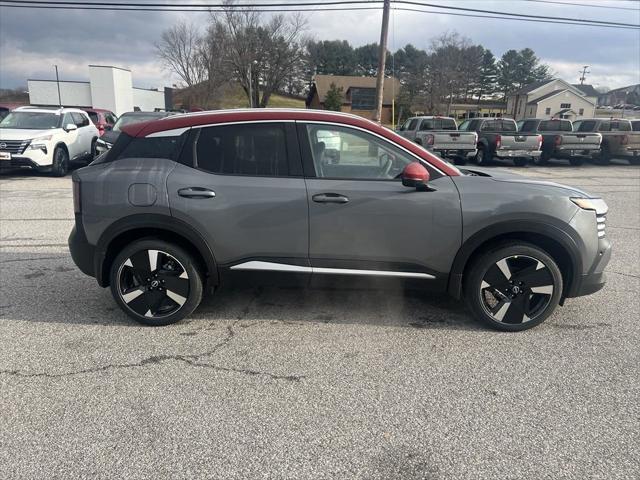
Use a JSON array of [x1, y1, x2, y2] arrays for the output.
[[554, 135, 562, 146], [426, 134, 434, 146], [621, 134, 629, 145], [496, 134, 502, 149], [73, 179, 81, 214], [98, 125, 105, 136]]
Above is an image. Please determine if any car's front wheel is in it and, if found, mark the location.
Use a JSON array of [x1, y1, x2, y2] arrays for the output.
[[109, 239, 204, 326], [50, 147, 68, 177], [464, 242, 563, 331]]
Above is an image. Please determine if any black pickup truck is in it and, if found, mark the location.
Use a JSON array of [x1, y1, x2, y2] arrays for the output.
[[517, 118, 602, 166], [458, 118, 542, 166]]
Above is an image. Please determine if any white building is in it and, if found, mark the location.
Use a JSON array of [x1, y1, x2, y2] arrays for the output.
[[506, 79, 596, 121], [27, 65, 172, 116]]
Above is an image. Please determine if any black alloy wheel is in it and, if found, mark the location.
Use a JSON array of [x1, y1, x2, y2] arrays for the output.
[[110, 239, 203, 326], [465, 243, 562, 331]]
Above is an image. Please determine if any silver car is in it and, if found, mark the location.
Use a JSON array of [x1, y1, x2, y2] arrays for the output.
[[69, 109, 611, 331]]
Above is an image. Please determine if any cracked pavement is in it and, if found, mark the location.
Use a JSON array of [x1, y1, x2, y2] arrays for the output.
[[1, 164, 639, 479]]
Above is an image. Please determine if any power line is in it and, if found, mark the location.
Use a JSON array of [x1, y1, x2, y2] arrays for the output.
[[392, 6, 639, 29], [522, 0, 640, 11], [397, 1, 638, 27], [1, 0, 638, 29]]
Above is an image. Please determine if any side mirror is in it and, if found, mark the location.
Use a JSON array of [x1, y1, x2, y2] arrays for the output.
[[401, 161, 434, 191], [65, 123, 78, 132]]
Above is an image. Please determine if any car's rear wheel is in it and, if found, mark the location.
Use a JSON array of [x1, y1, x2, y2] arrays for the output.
[[50, 147, 68, 177], [453, 155, 467, 166], [596, 144, 611, 165], [464, 242, 563, 331], [533, 151, 550, 166], [109, 239, 203, 326], [475, 147, 491, 166]]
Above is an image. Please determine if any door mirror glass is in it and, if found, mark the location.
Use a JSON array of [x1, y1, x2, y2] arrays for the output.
[[65, 123, 78, 131], [401, 161, 431, 190]]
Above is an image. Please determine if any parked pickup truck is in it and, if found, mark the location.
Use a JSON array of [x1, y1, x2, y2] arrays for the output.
[[516, 118, 602, 166], [572, 118, 640, 165], [458, 118, 542, 166], [397, 116, 477, 164]]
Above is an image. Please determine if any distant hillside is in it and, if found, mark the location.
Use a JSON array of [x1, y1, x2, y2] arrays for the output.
[[174, 83, 306, 110]]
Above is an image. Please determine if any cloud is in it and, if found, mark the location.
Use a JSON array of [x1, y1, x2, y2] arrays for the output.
[[1, 1, 638, 90]]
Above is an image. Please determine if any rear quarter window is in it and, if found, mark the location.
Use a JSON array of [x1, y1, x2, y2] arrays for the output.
[[114, 132, 187, 162]]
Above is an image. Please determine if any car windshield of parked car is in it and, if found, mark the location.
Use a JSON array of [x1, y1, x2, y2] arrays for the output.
[[113, 114, 165, 131], [0, 112, 60, 129]]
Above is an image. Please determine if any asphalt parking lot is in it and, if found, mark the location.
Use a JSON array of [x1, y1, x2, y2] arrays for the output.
[[0, 163, 638, 479]]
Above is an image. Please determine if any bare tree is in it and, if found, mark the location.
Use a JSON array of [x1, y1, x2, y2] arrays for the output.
[[210, 4, 309, 107], [156, 21, 206, 88]]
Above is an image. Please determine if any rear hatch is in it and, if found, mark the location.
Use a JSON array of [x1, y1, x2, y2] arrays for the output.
[[432, 131, 477, 150], [558, 133, 602, 151], [499, 134, 540, 151]]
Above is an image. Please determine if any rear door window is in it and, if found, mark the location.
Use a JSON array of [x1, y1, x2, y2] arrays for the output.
[[195, 123, 289, 176], [116, 132, 187, 161], [407, 119, 419, 131]]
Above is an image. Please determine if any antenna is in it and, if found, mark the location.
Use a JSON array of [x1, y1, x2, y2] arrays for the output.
[[578, 65, 590, 85]]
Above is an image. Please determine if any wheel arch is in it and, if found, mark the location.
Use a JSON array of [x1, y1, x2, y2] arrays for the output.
[[95, 214, 218, 290], [447, 221, 582, 302], [54, 142, 69, 157]]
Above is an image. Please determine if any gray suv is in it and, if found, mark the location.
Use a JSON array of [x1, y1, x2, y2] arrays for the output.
[[69, 109, 611, 331]]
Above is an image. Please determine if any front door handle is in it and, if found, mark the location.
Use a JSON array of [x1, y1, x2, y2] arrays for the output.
[[178, 187, 216, 199], [312, 193, 349, 204]]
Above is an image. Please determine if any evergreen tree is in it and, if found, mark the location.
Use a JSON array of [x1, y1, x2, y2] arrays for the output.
[[475, 49, 498, 100], [324, 82, 344, 111]]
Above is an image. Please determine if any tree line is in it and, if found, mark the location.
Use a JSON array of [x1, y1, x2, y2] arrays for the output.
[[157, 6, 552, 115]]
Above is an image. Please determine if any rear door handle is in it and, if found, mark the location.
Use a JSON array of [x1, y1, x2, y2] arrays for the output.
[[312, 193, 349, 204], [178, 187, 216, 199]]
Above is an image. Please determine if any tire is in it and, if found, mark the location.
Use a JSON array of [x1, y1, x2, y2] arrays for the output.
[[513, 157, 529, 167], [569, 157, 584, 166], [90, 138, 98, 162], [629, 157, 640, 166], [475, 147, 491, 166], [596, 144, 611, 165], [533, 151, 550, 166], [453, 156, 467, 166], [109, 239, 204, 326], [464, 242, 563, 332], [50, 147, 68, 177]]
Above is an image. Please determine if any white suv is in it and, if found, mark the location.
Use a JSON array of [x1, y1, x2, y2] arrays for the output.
[[0, 106, 98, 176]]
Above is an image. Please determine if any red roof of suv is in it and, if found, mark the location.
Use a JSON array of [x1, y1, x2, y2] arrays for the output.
[[121, 109, 461, 176]]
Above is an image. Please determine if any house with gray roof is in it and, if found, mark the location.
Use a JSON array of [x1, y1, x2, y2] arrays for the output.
[[506, 79, 596, 121]]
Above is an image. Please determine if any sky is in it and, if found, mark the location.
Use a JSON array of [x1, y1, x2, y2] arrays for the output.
[[0, 0, 638, 92]]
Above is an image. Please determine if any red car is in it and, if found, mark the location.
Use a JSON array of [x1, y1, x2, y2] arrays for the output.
[[0, 102, 25, 121], [82, 108, 117, 136]]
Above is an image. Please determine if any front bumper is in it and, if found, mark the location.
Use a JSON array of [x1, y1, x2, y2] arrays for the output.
[[496, 149, 542, 158], [0, 148, 53, 170], [567, 236, 611, 298]]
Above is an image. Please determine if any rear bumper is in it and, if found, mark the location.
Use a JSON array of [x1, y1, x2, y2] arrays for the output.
[[616, 149, 640, 158], [496, 149, 541, 158], [430, 148, 477, 159], [68, 215, 96, 278]]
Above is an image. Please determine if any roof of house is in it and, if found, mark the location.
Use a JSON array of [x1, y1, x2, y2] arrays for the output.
[[603, 83, 640, 95], [311, 75, 400, 105], [527, 88, 595, 105], [526, 90, 565, 104], [572, 84, 599, 97], [512, 79, 554, 95]]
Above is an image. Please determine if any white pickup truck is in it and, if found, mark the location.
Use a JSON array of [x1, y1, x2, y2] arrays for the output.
[[397, 116, 477, 164]]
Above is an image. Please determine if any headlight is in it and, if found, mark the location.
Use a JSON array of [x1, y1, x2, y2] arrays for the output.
[[570, 197, 608, 215], [28, 135, 52, 153]]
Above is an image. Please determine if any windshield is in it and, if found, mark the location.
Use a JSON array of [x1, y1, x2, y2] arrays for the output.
[[113, 114, 166, 131], [0, 112, 60, 130]]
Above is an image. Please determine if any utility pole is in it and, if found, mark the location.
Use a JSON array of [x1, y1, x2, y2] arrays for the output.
[[578, 65, 590, 85], [54, 65, 62, 107], [373, 0, 390, 123]]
